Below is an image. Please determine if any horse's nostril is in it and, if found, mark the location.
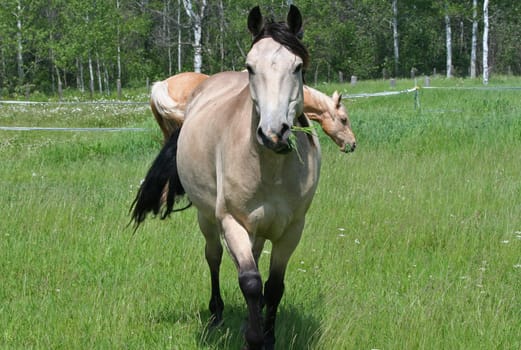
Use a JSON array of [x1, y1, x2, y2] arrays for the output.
[[280, 123, 290, 136], [344, 142, 356, 153], [257, 127, 264, 139]]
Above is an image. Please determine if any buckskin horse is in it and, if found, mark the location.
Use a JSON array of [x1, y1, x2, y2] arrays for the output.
[[132, 6, 321, 349]]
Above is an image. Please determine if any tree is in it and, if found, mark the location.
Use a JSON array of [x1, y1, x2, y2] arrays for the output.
[[470, 0, 478, 78], [392, 0, 400, 77], [183, 0, 207, 73], [483, 0, 489, 84], [445, 5, 453, 78]]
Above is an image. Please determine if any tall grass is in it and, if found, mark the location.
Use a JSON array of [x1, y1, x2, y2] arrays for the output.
[[1, 77, 520, 349]]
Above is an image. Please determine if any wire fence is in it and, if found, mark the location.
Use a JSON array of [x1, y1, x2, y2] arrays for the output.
[[0, 85, 518, 132]]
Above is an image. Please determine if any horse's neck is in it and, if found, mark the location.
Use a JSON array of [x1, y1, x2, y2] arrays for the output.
[[303, 86, 332, 121]]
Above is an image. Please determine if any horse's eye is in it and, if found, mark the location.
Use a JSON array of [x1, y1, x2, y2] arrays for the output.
[[246, 64, 255, 75], [294, 63, 303, 74]]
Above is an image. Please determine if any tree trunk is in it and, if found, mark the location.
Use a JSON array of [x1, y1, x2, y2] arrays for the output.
[[77, 57, 85, 93], [15, 0, 24, 84], [218, 0, 225, 71], [116, 0, 122, 83], [182, 0, 207, 73], [96, 53, 103, 93], [470, 0, 478, 78], [482, 0, 489, 85], [103, 62, 110, 95], [88, 55, 95, 98], [55, 66, 63, 101], [392, 0, 399, 77], [177, 0, 182, 72], [445, 12, 452, 78]]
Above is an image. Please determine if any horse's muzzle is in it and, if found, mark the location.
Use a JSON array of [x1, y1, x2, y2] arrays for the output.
[[257, 124, 292, 154], [343, 141, 357, 153]]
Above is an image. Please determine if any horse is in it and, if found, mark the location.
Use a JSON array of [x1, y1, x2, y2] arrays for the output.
[[131, 6, 320, 349], [150, 73, 356, 152], [149, 72, 209, 140]]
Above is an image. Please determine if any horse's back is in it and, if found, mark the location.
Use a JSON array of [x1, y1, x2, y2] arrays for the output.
[[165, 72, 209, 103], [185, 71, 249, 119]]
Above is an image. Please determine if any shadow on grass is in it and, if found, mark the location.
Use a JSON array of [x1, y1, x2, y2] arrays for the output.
[[150, 301, 321, 348], [197, 303, 322, 349]]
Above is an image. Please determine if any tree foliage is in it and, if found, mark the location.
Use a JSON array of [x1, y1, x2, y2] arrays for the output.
[[0, 0, 519, 96]]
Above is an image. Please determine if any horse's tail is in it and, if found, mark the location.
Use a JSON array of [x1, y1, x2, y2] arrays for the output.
[[130, 128, 190, 229], [150, 80, 184, 142]]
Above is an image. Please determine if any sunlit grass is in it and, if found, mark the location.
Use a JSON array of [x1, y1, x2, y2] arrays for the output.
[[1, 79, 520, 349]]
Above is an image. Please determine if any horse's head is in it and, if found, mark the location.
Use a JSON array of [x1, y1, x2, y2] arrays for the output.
[[323, 91, 357, 153], [246, 5, 308, 154]]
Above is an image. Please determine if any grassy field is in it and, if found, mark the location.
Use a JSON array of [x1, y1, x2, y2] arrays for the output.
[[1, 76, 520, 349]]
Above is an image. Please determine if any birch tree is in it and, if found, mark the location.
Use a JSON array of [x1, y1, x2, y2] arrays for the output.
[[445, 4, 452, 78], [182, 0, 207, 73], [392, 0, 399, 77], [15, 0, 24, 84], [470, 0, 478, 78], [116, 0, 122, 86], [177, 0, 182, 73], [483, 0, 489, 84]]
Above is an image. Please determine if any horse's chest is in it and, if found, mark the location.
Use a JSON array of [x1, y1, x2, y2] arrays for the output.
[[223, 179, 307, 239]]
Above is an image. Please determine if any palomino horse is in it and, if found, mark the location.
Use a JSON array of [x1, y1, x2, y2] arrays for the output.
[[151, 73, 356, 152], [132, 6, 320, 349]]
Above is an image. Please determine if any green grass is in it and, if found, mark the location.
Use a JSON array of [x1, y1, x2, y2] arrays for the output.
[[1, 78, 520, 349]]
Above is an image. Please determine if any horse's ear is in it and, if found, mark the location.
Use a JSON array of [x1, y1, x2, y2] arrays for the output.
[[332, 91, 342, 108], [248, 6, 263, 37], [287, 5, 303, 38]]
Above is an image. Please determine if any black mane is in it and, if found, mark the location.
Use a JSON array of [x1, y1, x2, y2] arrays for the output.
[[251, 20, 309, 70]]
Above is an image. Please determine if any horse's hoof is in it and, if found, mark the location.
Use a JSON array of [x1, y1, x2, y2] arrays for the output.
[[208, 315, 224, 329]]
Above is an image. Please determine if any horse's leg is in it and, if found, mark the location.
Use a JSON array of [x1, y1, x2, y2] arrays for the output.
[[198, 212, 224, 326], [252, 237, 267, 310], [221, 215, 264, 350], [252, 237, 266, 267], [263, 220, 304, 350]]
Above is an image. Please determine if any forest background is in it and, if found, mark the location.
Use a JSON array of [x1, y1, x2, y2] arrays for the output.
[[0, 0, 519, 98]]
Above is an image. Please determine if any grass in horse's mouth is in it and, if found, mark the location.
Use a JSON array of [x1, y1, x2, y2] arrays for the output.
[[289, 125, 316, 161]]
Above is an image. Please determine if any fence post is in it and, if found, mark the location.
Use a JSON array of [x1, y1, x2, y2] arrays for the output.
[[350, 75, 357, 86], [410, 67, 417, 79], [390, 78, 396, 88], [424, 76, 430, 87], [117, 79, 122, 100]]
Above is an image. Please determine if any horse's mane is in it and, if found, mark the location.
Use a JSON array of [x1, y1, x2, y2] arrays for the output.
[[251, 20, 309, 71]]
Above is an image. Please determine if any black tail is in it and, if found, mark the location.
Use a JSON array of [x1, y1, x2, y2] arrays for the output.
[[130, 128, 190, 229]]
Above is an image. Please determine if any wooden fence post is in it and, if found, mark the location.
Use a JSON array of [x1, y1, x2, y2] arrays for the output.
[[117, 79, 122, 100]]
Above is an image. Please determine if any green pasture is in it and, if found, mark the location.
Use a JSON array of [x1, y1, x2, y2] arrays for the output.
[[1, 77, 520, 349]]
